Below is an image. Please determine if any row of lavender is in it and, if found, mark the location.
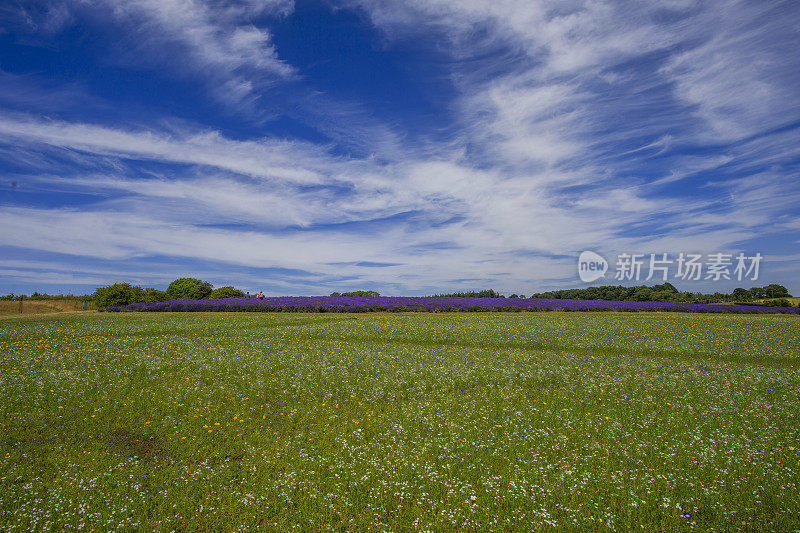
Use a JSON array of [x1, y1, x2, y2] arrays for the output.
[[106, 296, 800, 314]]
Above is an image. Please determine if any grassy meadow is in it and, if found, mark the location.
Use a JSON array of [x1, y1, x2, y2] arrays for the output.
[[1, 311, 799, 531]]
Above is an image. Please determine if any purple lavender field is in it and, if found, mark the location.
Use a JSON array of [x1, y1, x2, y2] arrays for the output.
[[107, 296, 800, 314]]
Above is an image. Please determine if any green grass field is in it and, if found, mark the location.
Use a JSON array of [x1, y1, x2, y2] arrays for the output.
[[1, 312, 799, 531]]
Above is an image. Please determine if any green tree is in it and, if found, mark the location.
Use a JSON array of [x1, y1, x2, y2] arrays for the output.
[[651, 290, 676, 302], [632, 286, 653, 301], [764, 284, 790, 298], [652, 282, 679, 293], [732, 288, 750, 301], [434, 289, 503, 298], [339, 290, 380, 297], [93, 283, 145, 308], [749, 287, 766, 299], [143, 288, 168, 302], [166, 278, 213, 300], [209, 286, 246, 299]]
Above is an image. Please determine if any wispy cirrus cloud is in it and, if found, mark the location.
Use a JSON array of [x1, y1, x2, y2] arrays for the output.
[[99, 0, 296, 101], [351, 1, 794, 149], [0, 115, 328, 185], [0, 114, 778, 289], [6, 0, 295, 107], [1, 0, 798, 295]]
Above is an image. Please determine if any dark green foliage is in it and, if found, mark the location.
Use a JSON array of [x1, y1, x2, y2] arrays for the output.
[[93, 283, 146, 308], [531, 285, 654, 301], [435, 289, 505, 298], [342, 291, 380, 296], [732, 288, 750, 301], [632, 287, 653, 301], [652, 282, 679, 293], [1, 293, 91, 301], [528, 283, 792, 304], [764, 284, 790, 298], [749, 287, 766, 299], [336, 290, 380, 297], [209, 286, 246, 299], [166, 278, 213, 300], [93, 285, 171, 308], [143, 288, 168, 302]]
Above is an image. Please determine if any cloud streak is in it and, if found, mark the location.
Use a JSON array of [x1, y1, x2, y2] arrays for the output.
[[1, 0, 798, 295]]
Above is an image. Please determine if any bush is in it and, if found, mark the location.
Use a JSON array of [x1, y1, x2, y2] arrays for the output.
[[93, 283, 145, 308], [434, 289, 504, 298], [336, 291, 380, 297], [764, 298, 792, 307], [209, 286, 246, 299], [166, 278, 213, 300], [143, 288, 168, 302], [764, 284, 790, 298], [632, 287, 653, 301]]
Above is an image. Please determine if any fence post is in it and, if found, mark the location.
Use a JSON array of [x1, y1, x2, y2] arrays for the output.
[[19, 295, 23, 314]]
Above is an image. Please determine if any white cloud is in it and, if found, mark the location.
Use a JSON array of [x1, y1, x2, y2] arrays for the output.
[[660, 2, 800, 141], [2, 0, 799, 294], [1, 113, 791, 293], [0, 115, 328, 185], [24, 0, 295, 107], [467, 78, 586, 167], [105, 0, 293, 76], [354, 0, 800, 153], [351, 0, 678, 74]]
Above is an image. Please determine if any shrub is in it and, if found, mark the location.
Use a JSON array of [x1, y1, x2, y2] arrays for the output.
[[209, 286, 246, 299], [337, 291, 380, 297], [93, 283, 145, 308], [764, 298, 792, 307], [764, 284, 790, 298], [143, 288, 168, 302], [434, 289, 504, 298], [166, 278, 213, 300]]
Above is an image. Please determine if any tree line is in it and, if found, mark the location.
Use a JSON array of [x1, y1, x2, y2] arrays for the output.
[[92, 278, 245, 308], [0, 292, 92, 301], [527, 283, 793, 306], [4, 281, 794, 308], [432, 283, 794, 306], [329, 291, 380, 297]]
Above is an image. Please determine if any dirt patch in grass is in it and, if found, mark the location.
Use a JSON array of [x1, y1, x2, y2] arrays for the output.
[[101, 429, 169, 459], [208, 454, 244, 466]]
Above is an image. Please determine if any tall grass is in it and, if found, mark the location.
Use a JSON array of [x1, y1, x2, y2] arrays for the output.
[[0, 299, 96, 316]]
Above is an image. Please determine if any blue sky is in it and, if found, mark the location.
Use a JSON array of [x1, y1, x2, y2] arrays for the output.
[[1, 0, 799, 296]]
